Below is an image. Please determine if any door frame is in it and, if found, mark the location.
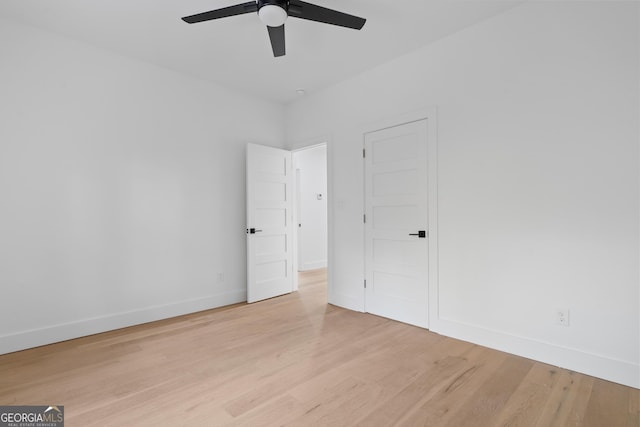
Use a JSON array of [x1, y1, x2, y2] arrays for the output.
[[361, 107, 439, 329], [290, 139, 330, 296]]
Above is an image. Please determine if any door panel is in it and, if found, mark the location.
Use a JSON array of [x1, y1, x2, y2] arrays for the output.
[[247, 143, 294, 303], [365, 119, 429, 328]]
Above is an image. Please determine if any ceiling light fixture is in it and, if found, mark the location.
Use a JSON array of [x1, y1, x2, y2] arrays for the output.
[[296, 89, 306, 96], [258, 4, 288, 27]]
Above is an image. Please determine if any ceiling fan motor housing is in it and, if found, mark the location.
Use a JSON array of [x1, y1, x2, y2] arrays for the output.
[[258, 0, 289, 27], [257, 0, 289, 10]]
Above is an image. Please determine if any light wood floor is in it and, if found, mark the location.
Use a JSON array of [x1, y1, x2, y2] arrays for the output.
[[1, 269, 637, 426]]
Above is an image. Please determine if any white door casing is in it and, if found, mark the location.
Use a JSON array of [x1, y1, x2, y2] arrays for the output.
[[295, 167, 303, 271], [246, 143, 294, 303], [364, 119, 429, 328]]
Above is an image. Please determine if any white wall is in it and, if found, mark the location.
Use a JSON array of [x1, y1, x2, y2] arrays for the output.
[[0, 19, 285, 354], [285, 2, 639, 388], [295, 145, 328, 271]]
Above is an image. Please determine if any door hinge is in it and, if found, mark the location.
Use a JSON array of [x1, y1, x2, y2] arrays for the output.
[[364, 279, 367, 289], [363, 213, 366, 223], [363, 148, 366, 158]]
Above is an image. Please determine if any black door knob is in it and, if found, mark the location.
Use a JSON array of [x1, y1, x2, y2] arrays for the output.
[[409, 230, 426, 238]]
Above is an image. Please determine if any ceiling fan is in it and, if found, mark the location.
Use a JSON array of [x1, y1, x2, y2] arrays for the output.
[[182, 0, 366, 57]]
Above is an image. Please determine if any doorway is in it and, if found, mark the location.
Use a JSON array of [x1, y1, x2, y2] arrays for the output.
[[245, 142, 328, 303], [293, 144, 328, 293]]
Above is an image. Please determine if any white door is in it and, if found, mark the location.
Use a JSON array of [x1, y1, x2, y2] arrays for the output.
[[246, 143, 294, 303], [364, 119, 429, 328]]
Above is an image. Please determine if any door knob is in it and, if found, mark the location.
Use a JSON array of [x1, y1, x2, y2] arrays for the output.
[[247, 228, 263, 234], [409, 230, 427, 238]]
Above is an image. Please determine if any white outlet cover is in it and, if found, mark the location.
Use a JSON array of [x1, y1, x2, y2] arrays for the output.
[[556, 309, 570, 326]]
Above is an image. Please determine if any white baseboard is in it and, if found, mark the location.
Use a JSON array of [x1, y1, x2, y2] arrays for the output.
[[329, 291, 364, 313], [299, 260, 328, 271], [432, 318, 639, 389], [4, 289, 636, 389], [0, 290, 246, 355]]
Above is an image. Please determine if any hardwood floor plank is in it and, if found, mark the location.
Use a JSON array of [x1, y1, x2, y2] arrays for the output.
[[558, 374, 595, 427], [284, 375, 377, 426], [532, 370, 586, 427], [583, 378, 629, 427], [394, 348, 510, 426], [205, 394, 301, 427], [441, 354, 534, 427], [353, 344, 489, 427], [491, 363, 561, 426], [628, 387, 640, 427]]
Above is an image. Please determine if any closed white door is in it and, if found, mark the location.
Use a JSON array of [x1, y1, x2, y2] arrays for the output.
[[364, 119, 429, 328], [246, 143, 294, 303]]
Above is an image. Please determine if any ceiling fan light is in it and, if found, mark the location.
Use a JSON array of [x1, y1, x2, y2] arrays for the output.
[[259, 4, 288, 27]]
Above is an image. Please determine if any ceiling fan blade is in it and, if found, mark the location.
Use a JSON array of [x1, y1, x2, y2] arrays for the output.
[[288, 0, 366, 30], [267, 25, 286, 57], [182, 1, 258, 24]]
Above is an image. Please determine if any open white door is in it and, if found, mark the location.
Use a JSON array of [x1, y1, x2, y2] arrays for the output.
[[364, 119, 429, 328], [246, 143, 294, 303]]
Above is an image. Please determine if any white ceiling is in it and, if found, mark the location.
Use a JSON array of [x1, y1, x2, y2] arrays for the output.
[[0, 0, 523, 104]]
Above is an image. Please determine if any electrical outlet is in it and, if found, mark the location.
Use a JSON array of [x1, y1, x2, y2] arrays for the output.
[[217, 272, 224, 282], [556, 308, 569, 327]]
